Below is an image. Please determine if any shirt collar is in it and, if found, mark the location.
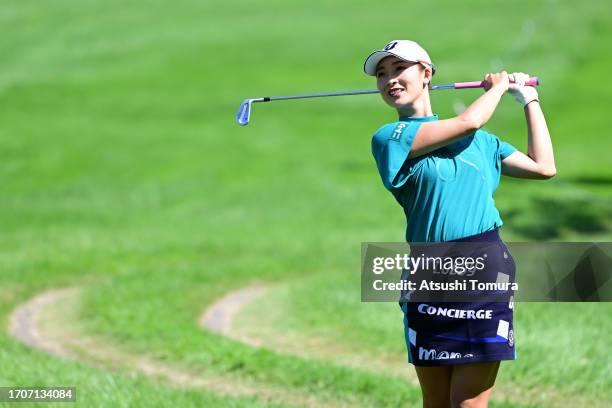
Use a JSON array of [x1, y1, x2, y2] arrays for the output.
[[398, 114, 439, 122]]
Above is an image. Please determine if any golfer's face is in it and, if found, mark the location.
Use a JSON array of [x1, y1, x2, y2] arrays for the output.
[[375, 56, 424, 108]]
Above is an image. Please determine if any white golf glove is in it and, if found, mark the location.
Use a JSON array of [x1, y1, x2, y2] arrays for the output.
[[508, 72, 539, 106]]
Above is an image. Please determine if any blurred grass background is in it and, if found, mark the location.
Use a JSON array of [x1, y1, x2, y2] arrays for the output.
[[0, 0, 611, 406]]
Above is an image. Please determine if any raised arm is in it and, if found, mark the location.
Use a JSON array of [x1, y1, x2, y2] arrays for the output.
[[409, 72, 509, 159], [501, 73, 556, 179]]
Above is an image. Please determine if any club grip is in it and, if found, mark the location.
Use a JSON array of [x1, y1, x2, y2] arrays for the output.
[[454, 76, 540, 89]]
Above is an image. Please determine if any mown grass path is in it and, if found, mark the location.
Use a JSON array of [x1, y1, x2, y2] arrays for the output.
[[7, 287, 364, 408]]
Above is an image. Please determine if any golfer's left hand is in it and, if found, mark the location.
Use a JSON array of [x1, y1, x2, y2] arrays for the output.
[[508, 72, 539, 107]]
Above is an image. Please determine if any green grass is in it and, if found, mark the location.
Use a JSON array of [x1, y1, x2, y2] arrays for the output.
[[233, 273, 612, 401], [1, 0, 611, 407]]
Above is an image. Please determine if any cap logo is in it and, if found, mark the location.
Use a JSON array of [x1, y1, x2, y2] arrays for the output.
[[384, 41, 398, 51]]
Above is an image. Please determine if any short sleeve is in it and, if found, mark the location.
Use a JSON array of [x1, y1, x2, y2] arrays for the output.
[[371, 121, 422, 191], [499, 140, 517, 160]]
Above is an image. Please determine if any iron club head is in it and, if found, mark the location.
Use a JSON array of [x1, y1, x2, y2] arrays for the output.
[[235, 98, 267, 126], [235, 99, 253, 126]]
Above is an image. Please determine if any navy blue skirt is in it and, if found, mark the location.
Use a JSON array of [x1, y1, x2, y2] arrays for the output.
[[400, 229, 516, 366]]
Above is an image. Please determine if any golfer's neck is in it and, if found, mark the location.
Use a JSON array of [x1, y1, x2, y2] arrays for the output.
[[397, 93, 433, 118]]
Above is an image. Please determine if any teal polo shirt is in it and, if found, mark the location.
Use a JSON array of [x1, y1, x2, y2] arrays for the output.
[[371, 115, 517, 243]]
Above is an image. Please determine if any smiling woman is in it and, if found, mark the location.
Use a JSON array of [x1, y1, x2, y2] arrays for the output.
[[365, 39, 556, 408]]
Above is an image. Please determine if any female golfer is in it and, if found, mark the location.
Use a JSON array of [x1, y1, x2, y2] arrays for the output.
[[364, 40, 555, 408]]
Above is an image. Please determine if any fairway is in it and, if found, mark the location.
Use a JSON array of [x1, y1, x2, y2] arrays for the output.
[[1, 0, 611, 407]]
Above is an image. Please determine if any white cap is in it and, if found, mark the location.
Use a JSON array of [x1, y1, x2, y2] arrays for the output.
[[363, 40, 435, 76]]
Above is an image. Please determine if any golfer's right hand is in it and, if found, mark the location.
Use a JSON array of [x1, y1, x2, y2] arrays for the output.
[[482, 71, 509, 92]]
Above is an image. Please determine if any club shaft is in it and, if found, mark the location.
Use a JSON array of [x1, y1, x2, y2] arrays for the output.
[[253, 76, 539, 102], [238, 76, 540, 125], [262, 89, 379, 102]]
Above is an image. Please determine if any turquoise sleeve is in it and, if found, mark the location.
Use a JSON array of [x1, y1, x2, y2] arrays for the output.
[[499, 141, 517, 159], [371, 121, 422, 190]]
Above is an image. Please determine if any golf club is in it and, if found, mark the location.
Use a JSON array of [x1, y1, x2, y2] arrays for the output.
[[236, 77, 539, 126]]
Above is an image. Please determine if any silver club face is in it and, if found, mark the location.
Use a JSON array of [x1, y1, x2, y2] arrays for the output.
[[235, 99, 253, 126]]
